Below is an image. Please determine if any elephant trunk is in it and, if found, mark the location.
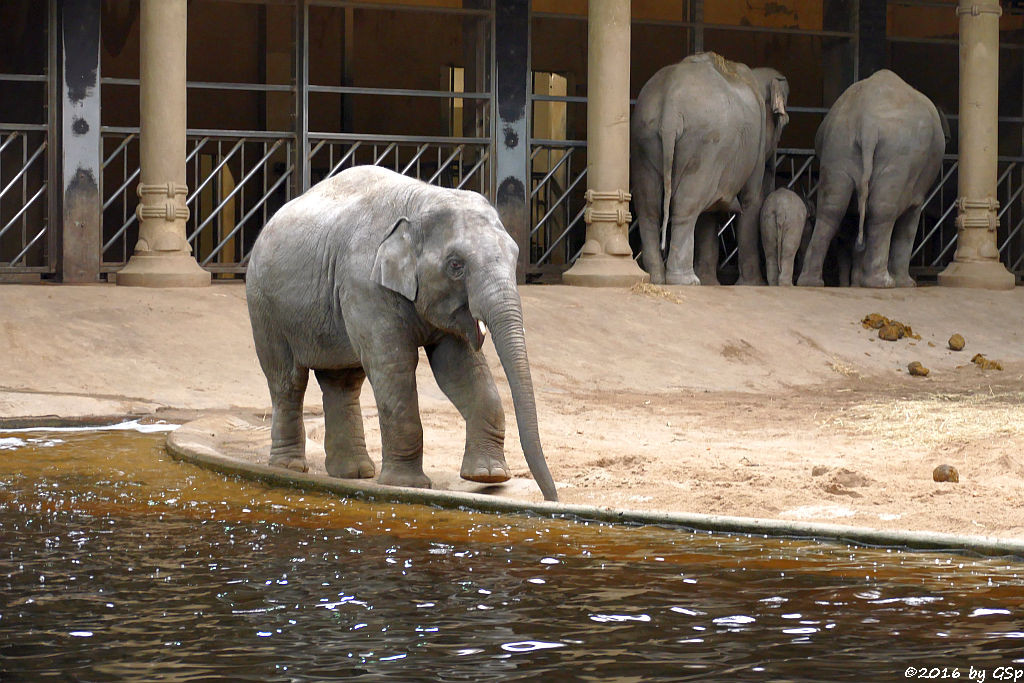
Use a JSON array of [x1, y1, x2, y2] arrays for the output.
[[473, 280, 558, 502]]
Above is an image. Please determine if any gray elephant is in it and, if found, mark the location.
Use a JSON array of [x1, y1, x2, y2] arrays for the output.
[[631, 52, 790, 285], [760, 187, 810, 286], [797, 69, 945, 288], [245, 165, 558, 502]]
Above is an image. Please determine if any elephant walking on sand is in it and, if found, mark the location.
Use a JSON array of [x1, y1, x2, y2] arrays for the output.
[[246, 166, 557, 501], [631, 52, 790, 285], [797, 69, 945, 288]]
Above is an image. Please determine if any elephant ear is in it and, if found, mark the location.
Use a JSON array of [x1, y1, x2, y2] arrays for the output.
[[372, 216, 419, 301], [770, 77, 789, 127]]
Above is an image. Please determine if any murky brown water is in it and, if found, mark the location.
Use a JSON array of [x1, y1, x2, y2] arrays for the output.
[[1, 427, 1023, 681]]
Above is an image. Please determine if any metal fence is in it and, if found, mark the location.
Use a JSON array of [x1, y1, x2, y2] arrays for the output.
[[0, 125, 50, 274], [100, 130, 492, 273], [529, 143, 1024, 282], [101, 129, 295, 273], [308, 134, 491, 196]]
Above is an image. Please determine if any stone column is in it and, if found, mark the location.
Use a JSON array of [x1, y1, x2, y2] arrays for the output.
[[117, 0, 209, 287], [563, 0, 648, 287], [938, 0, 1015, 289]]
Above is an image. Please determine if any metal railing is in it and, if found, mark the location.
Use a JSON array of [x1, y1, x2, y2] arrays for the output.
[[307, 133, 492, 197], [528, 143, 1024, 280], [0, 125, 50, 273], [101, 129, 295, 273]]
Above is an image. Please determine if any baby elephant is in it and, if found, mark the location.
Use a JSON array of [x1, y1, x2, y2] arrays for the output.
[[760, 188, 810, 286], [246, 165, 558, 501]]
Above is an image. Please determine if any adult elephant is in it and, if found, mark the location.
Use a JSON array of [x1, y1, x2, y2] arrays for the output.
[[631, 52, 790, 285], [246, 166, 558, 502], [797, 69, 945, 288]]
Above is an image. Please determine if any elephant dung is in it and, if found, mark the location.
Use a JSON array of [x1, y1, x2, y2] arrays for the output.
[[948, 333, 966, 351], [971, 353, 1003, 371], [907, 361, 929, 377], [932, 464, 959, 483], [863, 313, 921, 341], [862, 313, 888, 329]]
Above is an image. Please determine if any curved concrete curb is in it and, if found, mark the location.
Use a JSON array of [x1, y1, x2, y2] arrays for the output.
[[166, 417, 1024, 559]]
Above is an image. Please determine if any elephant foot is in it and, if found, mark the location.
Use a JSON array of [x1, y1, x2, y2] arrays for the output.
[[461, 446, 511, 484], [325, 453, 376, 479], [648, 271, 666, 285], [269, 452, 309, 473], [796, 273, 824, 287], [894, 275, 917, 288], [378, 461, 432, 490], [735, 276, 767, 286], [859, 271, 896, 289], [665, 270, 701, 286]]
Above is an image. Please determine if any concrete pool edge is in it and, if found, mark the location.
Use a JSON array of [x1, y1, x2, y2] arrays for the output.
[[165, 422, 1024, 559]]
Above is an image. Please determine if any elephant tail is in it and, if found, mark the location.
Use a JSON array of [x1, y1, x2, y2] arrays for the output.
[[659, 124, 676, 251], [855, 128, 876, 252]]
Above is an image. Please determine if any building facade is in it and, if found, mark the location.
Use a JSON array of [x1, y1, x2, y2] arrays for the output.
[[1, 0, 1023, 284]]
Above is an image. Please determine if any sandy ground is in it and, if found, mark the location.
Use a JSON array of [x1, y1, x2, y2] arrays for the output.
[[1, 281, 1023, 538]]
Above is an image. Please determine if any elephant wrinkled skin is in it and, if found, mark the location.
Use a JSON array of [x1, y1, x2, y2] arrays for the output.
[[631, 52, 789, 286], [760, 188, 810, 286], [797, 70, 945, 288], [245, 166, 558, 502]]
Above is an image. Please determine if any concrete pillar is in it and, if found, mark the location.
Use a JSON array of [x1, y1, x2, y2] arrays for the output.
[[59, 0, 101, 283], [563, 0, 647, 287], [938, 0, 1016, 289], [117, 0, 209, 287]]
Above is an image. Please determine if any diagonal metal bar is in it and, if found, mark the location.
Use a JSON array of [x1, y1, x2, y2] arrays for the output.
[[9, 226, 48, 265], [0, 131, 21, 156], [455, 150, 489, 190], [373, 142, 398, 167], [0, 140, 46, 203], [103, 168, 141, 212], [921, 160, 958, 211], [102, 132, 137, 168], [530, 167, 587, 237], [999, 215, 1024, 254], [427, 146, 466, 184], [547, 206, 588, 265], [102, 212, 138, 254], [186, 138, 246, 206], [400, 143, 432, 176], [0, 183, 46, 240], [531, 147, 575, 199], [188, 139, 285, 241], [201, 169, 292, 266], [784, 156, 814, 190], [325, 141, 363, 178], [912, 200, 958, 260]]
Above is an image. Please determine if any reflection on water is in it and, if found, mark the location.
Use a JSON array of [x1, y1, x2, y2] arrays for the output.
[[1, 429, 1022, 681]]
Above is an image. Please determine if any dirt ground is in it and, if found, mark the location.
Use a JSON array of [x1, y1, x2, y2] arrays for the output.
[[1, 281, 1023, 538]]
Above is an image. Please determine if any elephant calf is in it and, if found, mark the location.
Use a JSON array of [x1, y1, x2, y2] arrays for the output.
[[246, 166, 557, 501], [760, 188, 811, 286]]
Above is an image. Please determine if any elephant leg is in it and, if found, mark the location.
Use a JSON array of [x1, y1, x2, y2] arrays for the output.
[[798, 170, 854, 286], [889, 205, 922, 287], [694, 213, 721, 285], [778, 217, 802, 287], [315, 367, 375, 479], [633, 157, 666, 284], [426, 335, 509, 483], [760, 213, 780, 286], [268, 364, 310, 473], [859, 207, 898, 289], [735, 192, 767, 286], [365, 351, 430, 489], [664, 191, 702, 285]]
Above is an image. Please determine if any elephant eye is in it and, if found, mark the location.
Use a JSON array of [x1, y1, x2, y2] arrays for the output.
[[446, 256, 465, 280]]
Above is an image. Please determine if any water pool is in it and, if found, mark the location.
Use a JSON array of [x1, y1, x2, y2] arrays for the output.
[[1, 428, 1022, 681]]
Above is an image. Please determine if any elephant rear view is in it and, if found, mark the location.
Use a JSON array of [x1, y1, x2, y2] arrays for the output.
[[246, 166, 557, 502], [631, 52, 789, 285], [797, 69, 945, 288]]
